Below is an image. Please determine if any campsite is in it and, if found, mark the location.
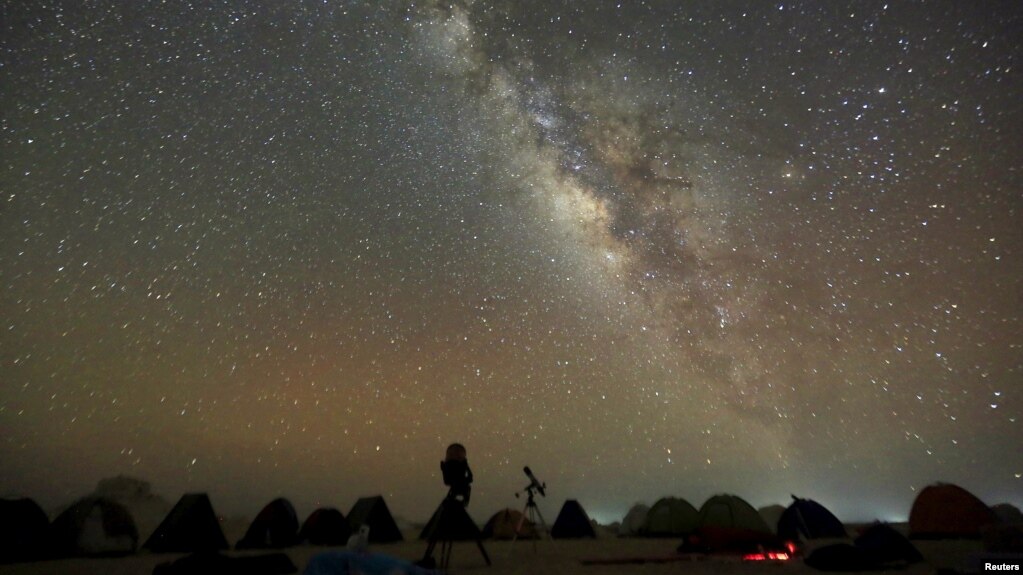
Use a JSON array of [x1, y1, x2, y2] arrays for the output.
[[3, 2, 1020, 574], [1, 481, 1019, 574]]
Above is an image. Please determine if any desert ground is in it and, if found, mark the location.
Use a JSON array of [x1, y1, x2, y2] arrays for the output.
[[0, 529, 993, 575]]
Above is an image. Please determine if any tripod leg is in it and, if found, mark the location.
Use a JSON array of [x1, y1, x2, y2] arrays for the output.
[[528, 504, 538, 553], [422, 501, 446, 564], [441, 539, 452, 569], [535, 507, 549, 536], [422, 537, 438, 564], [506, 502, 531, 559], [476, 536, 492, 566], [510, 502, 530, 546]]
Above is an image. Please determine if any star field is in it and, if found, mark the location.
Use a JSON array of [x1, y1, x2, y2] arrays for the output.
[[1, 1, 1020, 524]]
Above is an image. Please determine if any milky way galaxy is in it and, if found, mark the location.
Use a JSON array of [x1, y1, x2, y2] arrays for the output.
[[1, 1, 1020, 524]]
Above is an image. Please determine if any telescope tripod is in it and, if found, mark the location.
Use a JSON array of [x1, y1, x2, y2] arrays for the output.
[[421, 491, 491, 570], [510, 486, 548, 553]]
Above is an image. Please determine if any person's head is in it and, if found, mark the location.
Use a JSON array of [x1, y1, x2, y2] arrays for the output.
[[445, 443, 467, 462]]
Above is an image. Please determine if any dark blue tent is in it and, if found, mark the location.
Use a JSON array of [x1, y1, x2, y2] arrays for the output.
[[298, 507, 351, 544], [804, 544, 876, 572], [347, 496, 403, 543], [777, 496, 847, 542], [144, 493, 229, 553], [550, 500, 596, 539], [300, 508, 351, 546], [854, 523, 923, 564], [0, 498, 49, 563], [805, 524, 922, 572]]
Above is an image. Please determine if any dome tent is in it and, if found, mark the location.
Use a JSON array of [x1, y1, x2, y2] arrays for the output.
[[143, 493, 229, 552], [483, 508, 537, 540], [643, 497, 698, 537], [300, 508, 351, 546], [992, 503, 1023, 525], [618, 503, 649, 537], [698, 494, 771, 533], [776, 496, 847, 542], [678, 494, 781, 554], [805, 523, 923, 571], [909, 483, 997, 539], [93, 475, 171, 544], [50, 496, 139, 557], [856, 523, 923, 564], [236, 498, 300, 549]]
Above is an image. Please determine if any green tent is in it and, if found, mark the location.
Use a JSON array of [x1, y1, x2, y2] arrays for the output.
[[677, 494, 781, 554], [697, 494, 771, 533], [618, 504, 649, 536], [643, 497, 698, 537]]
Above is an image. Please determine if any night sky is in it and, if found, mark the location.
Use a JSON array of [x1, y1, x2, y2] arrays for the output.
[[2, 1, 1021, 525]]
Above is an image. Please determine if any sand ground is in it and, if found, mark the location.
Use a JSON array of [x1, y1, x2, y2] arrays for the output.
[[0, 534, 987, 575]]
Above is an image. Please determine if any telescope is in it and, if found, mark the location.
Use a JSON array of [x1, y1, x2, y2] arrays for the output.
[[521, 466, 546, 497], [511, 466, 549, 548]]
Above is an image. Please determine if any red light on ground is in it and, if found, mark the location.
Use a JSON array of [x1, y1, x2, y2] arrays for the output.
[[785, 541, 798, 554], [742, 551, 791, 561]]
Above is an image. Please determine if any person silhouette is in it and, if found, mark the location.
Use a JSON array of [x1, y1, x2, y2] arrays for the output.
[[346, 525, 370, 553], [440, 442, 472, 506], [418, 442, 491, 569]]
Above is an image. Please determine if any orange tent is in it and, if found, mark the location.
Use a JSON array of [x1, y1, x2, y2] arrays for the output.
[[482, 508, 537, 540]]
